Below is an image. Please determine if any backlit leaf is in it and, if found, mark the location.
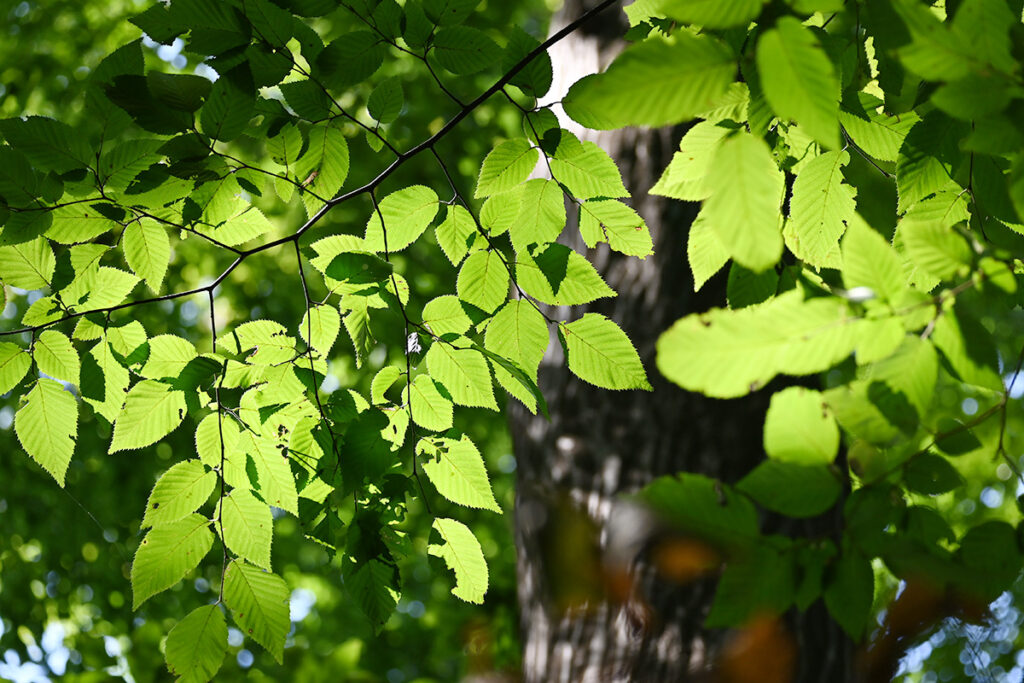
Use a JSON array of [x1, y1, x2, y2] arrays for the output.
[[142, 459, 217, 528], [131, 513, 213, 609], [15, 378, 77, 485], [429, 517, 489, 603], [703, 132, 784, 272], [475, 139, 538, 198], [418, 435, 500, 512], [558, 313, 650, 391], [123, 219, 170, 293], [218, 487, 274, 569], [757, 18, 840, 148], [110, 379, 187, 452], [164, 605, 227, 683], [563, 33, 733, 129], [223, 560, 289, 663]]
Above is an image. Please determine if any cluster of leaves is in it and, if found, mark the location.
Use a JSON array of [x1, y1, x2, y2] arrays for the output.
[[0, 0, 661, 678], [560, 0, 1024, 647]]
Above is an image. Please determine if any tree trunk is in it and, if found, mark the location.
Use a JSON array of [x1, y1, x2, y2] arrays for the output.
[[511, 3, 855, 681]]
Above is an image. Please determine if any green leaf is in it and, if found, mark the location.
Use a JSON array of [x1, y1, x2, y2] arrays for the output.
[[83, 339, 130, 422], [737, 461, 841, 517], [426, 342, 497, 410], [515, 243, 615, 306], [107, 320, 148, 362], [364, 185, 439, 252], [706, 545, 796, 628], [457, 250, 509, 313], [196, 414, 245, 490], [2, 210, 52, 247], [421, 295, 473, 337], [242, 0, 292, 47], [550, 133, 628, 200], [652, 121, 731, 202], [110, 380, 187, 453], [558, 313, 650, 391], [0, 237, 55, 289], [0, 116, 93, 173], [367, 77, 404, 124], [703, 132, 784, 272], [655, 0, 769, 28], [475, 138, 538, 198], [341, 299, 373, 368], [142, 460, 217, 529], [164, 605, 227, 683], [502, 26, 552, 97], [641, 473, 759, 547], [15, 378, 77, 486], [218, 488, 274, 569], [371, 365, 402, 404], [435, 204, 484, 265], [904, 453, 963, 495], [99, 138, 165, 192], [899, 221, 971, 282], [34, 330, 79, 385], [839, 93, 919, 163], [687, 210, 729, 291], [726, 262, 777, 309], [131, 513, 213, 609], [756, 18, 840, 148], [578, 200, 653, 258], [235, 430, 299, 515], [346, 559, 398, 631], [300, 305, 341, 357], [895, 113, 965, 213], [418, 435, 500, 512], [786, 150, 856, 269], [0, 342, 31, 395], [47, 204, 118, 244], [432, 26, 500, 74], [123, 219, 170, 293], [862, 335, 939, 421], [280, 79, 332, 120], [507, 178, 565, 252], [325, 252, 394, 285], [226, 320, 295, 365], [658, 291, 858, 397], [480, 187, 523, 237], [223, 560, 290, 663], [140, 335, 197, 380], [21, 296, 63, 327], [563, 33, 733, 130], [199, 64, 255, 142], [484, 300, 548, 383], [824, 550, 874, 640], [764, 387, 840, 465], [404, 374, 454, 432], [930, 307, 1003, 392], [429, 517, 489, 604], [958, 521, 1021, 601], [841, 218, 906, 301], [424, 0, 480, 24], [297, 120, 349, 209], [195, 205, 275, 247], [318, 31, 386, 89]]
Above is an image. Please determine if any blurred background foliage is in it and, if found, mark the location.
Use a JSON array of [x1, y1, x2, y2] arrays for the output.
[[0, 0, 550, 680]]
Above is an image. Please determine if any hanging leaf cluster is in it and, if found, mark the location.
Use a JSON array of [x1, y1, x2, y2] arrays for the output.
[[0, 0, 656, 678]]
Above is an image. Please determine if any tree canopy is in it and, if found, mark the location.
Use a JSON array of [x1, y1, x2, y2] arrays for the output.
[[3, 0, 1024, 681]]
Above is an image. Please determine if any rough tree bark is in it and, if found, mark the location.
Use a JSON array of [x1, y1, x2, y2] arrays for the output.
[[511, 2, 855, 681]]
